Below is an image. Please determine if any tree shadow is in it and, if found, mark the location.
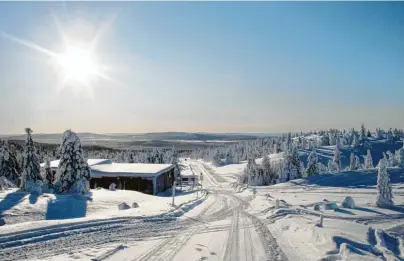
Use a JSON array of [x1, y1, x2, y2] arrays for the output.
[[0, 189, 28, 220], [334, 208, 356, 215], [331, 236, 380, 257], [385, 205, 404, 214], [303, 168, 404, 189], [45, 193, 92, 220], [355, 207, 386, 215], [29, 193, 40, 204]]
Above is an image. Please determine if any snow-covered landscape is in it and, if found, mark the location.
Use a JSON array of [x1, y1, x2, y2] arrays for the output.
[[1, 2, 404, 261], [0, 126, 403, 261]]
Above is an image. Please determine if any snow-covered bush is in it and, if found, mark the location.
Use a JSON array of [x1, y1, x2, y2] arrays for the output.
[[22, 128, 41, 189], [132, 202, 139, 208], [375, 158, 393, 207], [342, 196, 355, 208], [118, 202, 131, 210], [55, 130, 91, 193]]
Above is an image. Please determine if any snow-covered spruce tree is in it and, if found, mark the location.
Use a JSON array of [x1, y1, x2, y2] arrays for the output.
[[306, 149, 318, 176], [44, 158, 54, 185], [284, 147, 303, 180], [396, 142, 404, 166], [386, 129, 393, 144], [0, 142, 21, 185], [364, 150, 374, 169], [22, 128, 42, 189], [349, 152, 358, 171], [211, 150, 222, 167], [262, 154, 276, 185], [55, 130, 91, 194], [352, 133, 359, 149], [333, 146, 342, 172], [386, 151, 397, 167], [354, 155, 361, 170], [360, 124, 366, 142], [328, 159, 337, 173], [375, 158, 394, 207]]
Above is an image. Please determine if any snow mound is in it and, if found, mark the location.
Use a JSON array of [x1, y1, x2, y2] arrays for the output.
[[118, 202, 131, 210], [341, 196, 355, 209], [0, 177, 16, 190]]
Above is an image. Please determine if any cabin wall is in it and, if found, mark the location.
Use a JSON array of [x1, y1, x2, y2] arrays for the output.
[[156, 168, 175, 194], [90, 177, 154, 195]]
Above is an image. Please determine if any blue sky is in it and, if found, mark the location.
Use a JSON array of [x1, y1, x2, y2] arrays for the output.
[[0, 2, 403, 134]]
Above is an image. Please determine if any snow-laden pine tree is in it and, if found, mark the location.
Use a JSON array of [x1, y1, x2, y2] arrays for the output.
[[352, 133, 359, 149], [354, 155, 361, 170], [212, 150, 222, 167], [396, 142, 404, 166], [364, 150, 374, 169], [386, 129, 393, 144], [375, 158, 394, 207], [360, 124, 366, 142], [262, 154, 275, 185], [349, 152, 358, 171], [333, 146, 342, 172], [375, 128, 383, 139], [55, 130, 91, 194], [386, 151, 397, 167], [306, 149, 318, 176], [284, 147, 303, 180], [0, 142, 21, 185], [22, 128, 41, 189]]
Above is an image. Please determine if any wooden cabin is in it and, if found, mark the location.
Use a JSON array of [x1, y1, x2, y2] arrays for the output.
[[90, 163, 174, 195]]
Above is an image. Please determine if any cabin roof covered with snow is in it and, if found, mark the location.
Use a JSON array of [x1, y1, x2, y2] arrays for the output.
[[40, 159, 112, 168], [90, 163, 174, 178]]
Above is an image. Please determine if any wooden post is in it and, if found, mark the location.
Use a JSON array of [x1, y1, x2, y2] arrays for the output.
[[172, 181, 176, 206]]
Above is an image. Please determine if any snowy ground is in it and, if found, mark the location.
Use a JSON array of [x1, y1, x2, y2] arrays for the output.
[[0, 156, 403, 261]]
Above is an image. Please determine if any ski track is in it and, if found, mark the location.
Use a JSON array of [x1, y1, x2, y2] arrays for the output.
[[0, 162, 289, 261]]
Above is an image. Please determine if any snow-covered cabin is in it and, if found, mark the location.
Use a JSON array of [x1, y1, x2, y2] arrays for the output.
[[90, 163, 175, 195]]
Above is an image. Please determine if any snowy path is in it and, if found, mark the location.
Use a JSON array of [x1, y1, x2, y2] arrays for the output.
[[0, 162, 288, 261]]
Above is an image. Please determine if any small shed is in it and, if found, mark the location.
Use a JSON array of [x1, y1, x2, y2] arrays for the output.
[[180, 169, 199, 185], [90, 163, 174, 195]]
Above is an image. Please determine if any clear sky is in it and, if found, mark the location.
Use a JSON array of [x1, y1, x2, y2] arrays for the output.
[[0, 2, 403, 135]]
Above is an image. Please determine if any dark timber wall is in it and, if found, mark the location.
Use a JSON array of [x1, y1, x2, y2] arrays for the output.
[[90, 167, 174, 195]]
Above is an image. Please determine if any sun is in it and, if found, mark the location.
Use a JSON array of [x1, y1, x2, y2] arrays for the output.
[[57, 46, 98, 83]]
